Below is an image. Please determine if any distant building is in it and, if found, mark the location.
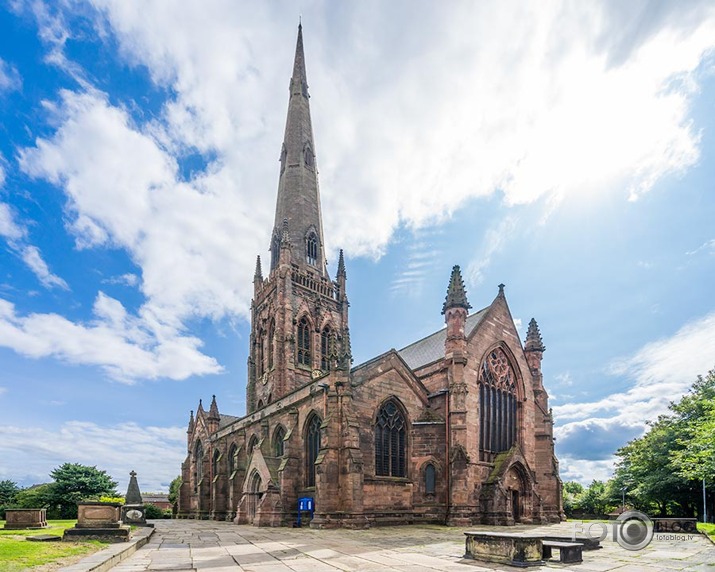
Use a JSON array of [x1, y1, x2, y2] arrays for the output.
[[178, 25, 563, 527], [142, 494, 171, 510]]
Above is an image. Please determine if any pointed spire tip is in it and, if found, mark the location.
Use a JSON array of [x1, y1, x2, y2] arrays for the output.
[[442, 265, 471, 314]]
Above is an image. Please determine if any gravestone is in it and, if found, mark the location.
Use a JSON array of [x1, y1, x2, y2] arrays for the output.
[[63, 502, 130, 542], [121, 470, 149, 526], [3, 508, 48, 529]]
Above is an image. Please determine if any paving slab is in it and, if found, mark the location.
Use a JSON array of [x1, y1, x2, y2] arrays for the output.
[[94, 519, 715, 572]]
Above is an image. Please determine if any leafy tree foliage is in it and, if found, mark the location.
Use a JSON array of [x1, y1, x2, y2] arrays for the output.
[[49, 463, 118, 518], [671, 369, 715, 485], [0, 480, 20, 505], [168, 476, 182, 506]]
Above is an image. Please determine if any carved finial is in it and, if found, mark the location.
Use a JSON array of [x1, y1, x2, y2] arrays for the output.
[[337, 249, 346, 279], [525, 318, 546, 353], [442, 265, 472, 315], [208, 394, 220, 420], [187, 410, 194, 433], [130, 470, 136, 478], [254, 255, 263, 282], [197, 399, 204, 413], [498, 283, 505, 295]]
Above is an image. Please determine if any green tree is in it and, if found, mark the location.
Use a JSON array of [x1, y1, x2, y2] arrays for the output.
[[49, 463, 118, 518], [168, 476, 182, 507], [0, 480, 20, 505], [13, 484, 58, 517], [671, 369, 715, 485], [578, 480, 611, 517], [562, 481, 584, 518]]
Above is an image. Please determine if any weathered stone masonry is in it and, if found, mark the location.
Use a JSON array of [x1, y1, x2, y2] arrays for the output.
[[178, 24, 564, 528]]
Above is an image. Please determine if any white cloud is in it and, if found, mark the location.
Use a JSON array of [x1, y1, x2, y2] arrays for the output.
[[0, 58, 22, 93], [466, 216, 518, 286], [559, 456, 616, 486], [554, 311, 715, 466], [0, 421, 186, 492], [0, 201, 68, 290], [686, 238, 715, 256], [21, 245, 69, 290], [0, 386, 7, 397], [0, 295, 221, 382], [10, 1, 715, 381], [102, 273, 139, 287]]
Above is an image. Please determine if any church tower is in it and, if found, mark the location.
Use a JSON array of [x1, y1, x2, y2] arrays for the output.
[[247, 24, 351, 413]]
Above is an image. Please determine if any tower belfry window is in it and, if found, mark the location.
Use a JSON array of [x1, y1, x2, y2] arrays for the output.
[[306, 233, 318, 266], [304, 144, 314, 168], [297, 316, 311, 367], [320, 326, 331, 371]]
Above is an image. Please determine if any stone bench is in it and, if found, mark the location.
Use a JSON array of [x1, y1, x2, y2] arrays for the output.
[[3, 509, 48, 529], [542, 540, 583, 564], [464, 531, 544, 567], [542, 534, 601, 550]]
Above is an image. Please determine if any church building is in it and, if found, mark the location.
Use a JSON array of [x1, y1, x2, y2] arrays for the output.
[[177, 25, 564, 527]]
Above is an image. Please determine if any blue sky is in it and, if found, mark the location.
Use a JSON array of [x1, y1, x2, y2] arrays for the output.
[[0, 1, 714, 494]]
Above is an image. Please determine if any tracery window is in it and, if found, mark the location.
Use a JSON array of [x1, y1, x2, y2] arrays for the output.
[[304, 144, 314, 168], [320, 326, 331, 371], [425, 463, 436, 495], [305, 414, 321, 487], [374, 400, 406, 477], [479, 347, 518, 462], [274, 426, 286, 457], [306, 232, 318, 266], [297, 316, 311, 367]]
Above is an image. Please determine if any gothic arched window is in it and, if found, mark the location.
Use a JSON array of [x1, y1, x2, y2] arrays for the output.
[[297, 316, 311, 367], [267, 319, 275, 370], [306, 232, 318, 266], [274, 426, 286, 457], [228, 444, 238, 476], [375, 400, 407, 477], [194, 441, 204, 492], [320, 326, 331, 371], [479, 347, 518, 462], [248, 435, 258, 455], [305, 413, 321, 487], [425, 463, 436, 495], [256, 329, 265, 377], [212, 449, 220, 477]]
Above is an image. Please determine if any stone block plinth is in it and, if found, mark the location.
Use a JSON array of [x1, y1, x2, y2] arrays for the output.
[[75, 502, 122, 528], [63, 502, 130, 542], [3, 508, 48, 529]]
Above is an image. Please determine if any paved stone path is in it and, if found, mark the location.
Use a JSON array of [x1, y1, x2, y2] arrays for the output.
[[109, 520, 715, 571]]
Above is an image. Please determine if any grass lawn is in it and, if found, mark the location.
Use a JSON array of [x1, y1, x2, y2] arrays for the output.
[[700, 522, 715, 541], [0, 520, 108, 571]]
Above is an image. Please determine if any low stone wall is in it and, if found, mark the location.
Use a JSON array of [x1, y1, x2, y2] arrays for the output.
[[3, 509, 48, 529]]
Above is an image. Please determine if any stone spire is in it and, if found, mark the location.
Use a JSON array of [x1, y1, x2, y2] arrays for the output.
[[524, 318, 546, 353], [270, 23, 327, 277], [197, 399, 204, 415], [187, 410, 194, 433], [442, 265, 472, 314]]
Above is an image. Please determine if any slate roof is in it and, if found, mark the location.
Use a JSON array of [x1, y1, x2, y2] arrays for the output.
[[397, 308, 489, 370], [219, 414, 240, 429]]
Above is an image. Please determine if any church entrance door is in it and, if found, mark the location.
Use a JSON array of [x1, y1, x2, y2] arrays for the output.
[[511, 489, 520, 522], [247, 472, 262, 525]]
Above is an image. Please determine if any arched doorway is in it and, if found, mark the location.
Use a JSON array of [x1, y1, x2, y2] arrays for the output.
[[504, 464, 528, 523], [247, 471, 263, 525]]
